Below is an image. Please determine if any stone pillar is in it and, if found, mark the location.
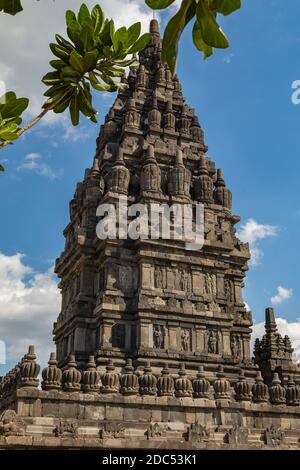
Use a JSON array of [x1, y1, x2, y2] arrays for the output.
[[125, 324, 132, 350], [168, 324, 178, 350], [102, 321, 113, 348], [234, 281, 244, 306], [74, 327, 86, 352], [222, 330, 231, 356], [242, 334, 251, 360], [141, 264, 154, 290], [192, 271, 204, 296], [196, 327, 206, 353], [217, 274, 225, 300], [139, 322, 151, 348]]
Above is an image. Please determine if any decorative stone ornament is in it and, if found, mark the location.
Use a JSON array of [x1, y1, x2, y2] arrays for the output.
[[141, 144, 161, 193], [62, 354, 81, 392], [213, 366, 231, 400], [125, 98, 140, 129], [163, 100, 176, 131], [286, 376, 300, 406], [41, 352, 62, 391], [139, 361, 157, 396], [252, 371, 269, 403], [148, 95, 161, 128], [174, 364, 193, 398], [214, 168, 232, 210], [109, 148, 130, 195], [193, 366, 210, 399], [234, 370, 252, 402], [157, 364, 175, 397], [19, 346, 40, 389], [168, 148, 191, 198], [82, 356, 100, 393], [101, 359, 120, 394], [194, 155, 213, 203], [120, 359, 139, 395], [269, 373, 286, 405], [190, 116, 204, 146]]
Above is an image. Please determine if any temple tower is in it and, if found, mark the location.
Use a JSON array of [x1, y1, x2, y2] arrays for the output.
[[54, 20, 253, 378]]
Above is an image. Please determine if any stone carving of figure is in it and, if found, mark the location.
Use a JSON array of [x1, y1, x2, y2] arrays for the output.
[[181, 330, 190, 352], [204, 274, 217, 296], [180, 271, 191, 293], [225, 279, 234, 303], [155, 267, 164, 288], [208, 330, 218, 354], [231, 334, 241, 360], [153, 325, 165, 349]]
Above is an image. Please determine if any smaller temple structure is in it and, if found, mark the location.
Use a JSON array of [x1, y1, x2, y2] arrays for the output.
[[1, 310, 300, 450]]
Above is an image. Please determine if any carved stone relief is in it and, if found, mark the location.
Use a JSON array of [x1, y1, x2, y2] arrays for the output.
[[204, 273, 217, 296], [225, 279, 235, 303], [53, 420, 78, 438], [153, 325, 166, 349], [181, 329, 191, 352], [187, 423, 210, 443], [99, 423, 125, 439], [0, 410, 25, 437], [206, 330, 222, 355], [231, 334, 242, 360]]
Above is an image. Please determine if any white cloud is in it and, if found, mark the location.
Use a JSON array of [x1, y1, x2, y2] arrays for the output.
[[223, 53, 234, 64], [0, 252, 60, 369], [0, 0, 154, 121], [252, 317, 300, 362], [271, 286, 293, 305], [237, 218, 278, 265], [17, 152, 63, 179]]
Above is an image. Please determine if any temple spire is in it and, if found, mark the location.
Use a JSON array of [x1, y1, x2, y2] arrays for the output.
[[150, 18, 160, 37]]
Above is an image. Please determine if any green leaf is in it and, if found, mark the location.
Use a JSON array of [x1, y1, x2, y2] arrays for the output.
[[78, 87, 97, 120], [0, 0, 23, 15], [210, 0, 241, 16], [0, 121, 19, 140], [69, 50, 85, 74], [126, 22, 141, 47], [196, 0, 229, 48], [145, 0, 176, 9], [84, 49, 99, 71], [0, 122, 18, 134], [42, 71, 61, 85], [78, 3, 90, 25], [66, 10, 76, 27], [50, 59, 66, 70], [69, 93, 79, 125], [1, 91, 16, 102], [113, 27, 128, 51], [0, 164, 4, 172], [128, 33, 151, 54], [61, 66, 82, 81], [192, 20, 213, 59], [89, 72, 115, 92], [109, 19, 115, 44], [67, 19, 82, 45], [162, 0, 195, 73], [91, 4, 104, 35], [50, 43, 70, 62], [0, 95, 29, 119], [53, 91, 73, 114]]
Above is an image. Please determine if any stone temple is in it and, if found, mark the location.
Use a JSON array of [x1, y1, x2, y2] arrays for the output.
[[1, 20, 300, 450]]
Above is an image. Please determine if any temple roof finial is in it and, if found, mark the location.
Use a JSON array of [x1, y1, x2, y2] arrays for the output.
[[150, 18, 160, 36]]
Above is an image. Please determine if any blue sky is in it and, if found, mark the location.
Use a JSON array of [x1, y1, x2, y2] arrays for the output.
[[1, 0, 300, 372]]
